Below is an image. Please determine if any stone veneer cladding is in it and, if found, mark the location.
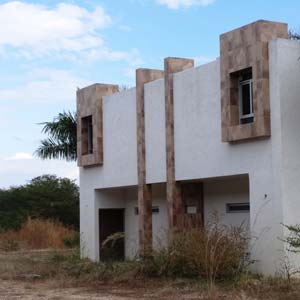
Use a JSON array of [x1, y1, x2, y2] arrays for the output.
[[164, 57, 194, 228], [136, 69, 164, 255], [220, 20, 288, 142], [77, 83, 118, 167]]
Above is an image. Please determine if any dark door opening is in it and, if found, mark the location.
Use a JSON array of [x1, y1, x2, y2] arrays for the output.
[[99, 209, 125, 262]]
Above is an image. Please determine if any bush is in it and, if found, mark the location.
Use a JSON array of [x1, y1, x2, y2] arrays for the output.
[[0, 175, 79, 231], [63, 232, 80, 248], [144, 221, 250, 283], [0, 218, 77, 250], [0, 238, 19, 252]]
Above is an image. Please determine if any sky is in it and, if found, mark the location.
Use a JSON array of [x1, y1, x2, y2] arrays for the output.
[[0, 0, 300, 188]]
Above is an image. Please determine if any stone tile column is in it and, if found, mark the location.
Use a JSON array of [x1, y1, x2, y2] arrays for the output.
[[136, 68, 164, 256], [164, 58, 194, 228]]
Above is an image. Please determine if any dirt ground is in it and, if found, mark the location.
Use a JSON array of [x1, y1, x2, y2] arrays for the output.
[[0, 279, 210, 300], [1, 250, 300, 300]]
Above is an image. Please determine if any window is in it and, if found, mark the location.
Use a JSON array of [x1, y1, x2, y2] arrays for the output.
[[134, 206, 159, 215], [226, 203, 250, 213], [239, 70, 253, 124], [82, 116, 93, 155]]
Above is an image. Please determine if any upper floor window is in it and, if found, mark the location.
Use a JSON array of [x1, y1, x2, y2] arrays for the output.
[[82, 115, 93, 155], [239, 69, 253, 124]]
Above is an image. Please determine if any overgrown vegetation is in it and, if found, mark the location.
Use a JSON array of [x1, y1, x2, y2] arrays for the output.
[[0, 175, 79, 231], [0, 218, 78, 251], [1, 248, 300, 300], [289, 29, 300, 40], [143, 223, 249, 285], [283, 224, 300, 252]]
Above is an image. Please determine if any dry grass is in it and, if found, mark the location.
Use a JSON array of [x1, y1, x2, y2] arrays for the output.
[[0, 218, 76, 251], [1, 250, 300, 299], [145, 222, 249, 285]]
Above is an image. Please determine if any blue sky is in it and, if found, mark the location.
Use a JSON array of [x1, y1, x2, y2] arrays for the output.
[[0, 0, 299, 188]]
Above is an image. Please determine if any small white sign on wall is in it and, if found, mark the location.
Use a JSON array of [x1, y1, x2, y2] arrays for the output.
[[186, 206, 197, 214]]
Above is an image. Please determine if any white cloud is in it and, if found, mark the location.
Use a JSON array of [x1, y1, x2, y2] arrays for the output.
[[0, 1, 110, 56], [85, 47, 142, 64], [0, 1, 140, 64], [0, 68, 90, 104], [6, 152, 33, 160], [156, 0, 215, 9], [0, 156, 78, 188]]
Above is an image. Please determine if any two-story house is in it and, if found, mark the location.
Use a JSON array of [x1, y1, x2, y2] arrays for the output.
[[77, 20, 300, 275]]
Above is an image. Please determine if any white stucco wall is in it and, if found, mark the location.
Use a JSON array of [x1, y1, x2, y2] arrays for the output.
[[123, 183, 168, 259], [171, 58, 283, 274], [272, 39, 300, 267], [204, 176, 250, 228], [145, 79, 166, 183], [80, 87, 138, 190], [80, 38, 300, 275]]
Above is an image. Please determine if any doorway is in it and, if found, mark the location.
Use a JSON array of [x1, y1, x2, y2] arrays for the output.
[[99, 209, 125, 261]]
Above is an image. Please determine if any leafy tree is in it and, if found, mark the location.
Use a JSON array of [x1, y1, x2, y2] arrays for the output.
[[0, 175, 79, 231], [289, 30, 300, 40], [283, 224, 300, 253], [35, 111, 77, 161]]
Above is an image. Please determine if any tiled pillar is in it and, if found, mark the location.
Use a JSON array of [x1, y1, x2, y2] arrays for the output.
[[136, 68, 164, 256], [164, 58, 194, 228]]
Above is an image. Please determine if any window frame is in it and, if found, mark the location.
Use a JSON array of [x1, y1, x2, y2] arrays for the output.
[[239, 77, 254, 123]]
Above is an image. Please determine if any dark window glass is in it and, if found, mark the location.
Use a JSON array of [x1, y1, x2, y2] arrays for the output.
[[241, 116, 254, 124], [134, 206, 159, 215], [87, 118, 93, 154], [82, 115, 93, 155], [226, 203, 250, 213], [241, 83, 251, 115], [241, 70, 252, 81]]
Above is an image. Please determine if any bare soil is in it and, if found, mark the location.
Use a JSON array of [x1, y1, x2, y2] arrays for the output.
[[0, 279, 222, 300]]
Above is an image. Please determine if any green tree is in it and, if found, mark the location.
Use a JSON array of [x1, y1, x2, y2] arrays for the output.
[[0, 175, 79, 231], [289, 30, 300, 40], [35, 111, 77, 161], [283, 224, 300, 253]]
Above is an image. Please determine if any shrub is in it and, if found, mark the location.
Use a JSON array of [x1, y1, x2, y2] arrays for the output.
[[0, 218, 77, 250], [283, 224, 300, 253], [0, 238, 19, 252], [145, 221, 250, 283], [63, 232, 80, 248], [0, 175, 79, 231]]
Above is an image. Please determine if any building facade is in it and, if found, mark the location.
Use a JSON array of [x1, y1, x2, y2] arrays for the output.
[[77, 20, 300, 275]]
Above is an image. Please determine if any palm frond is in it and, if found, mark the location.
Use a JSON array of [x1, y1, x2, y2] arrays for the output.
[[35, 111, 77, 161]]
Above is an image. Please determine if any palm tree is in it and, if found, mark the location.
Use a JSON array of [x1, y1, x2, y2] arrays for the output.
[[35, 111, 77, 161]]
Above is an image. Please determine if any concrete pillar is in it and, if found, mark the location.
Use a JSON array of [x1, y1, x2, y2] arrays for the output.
[[136, 68, 164, 256]]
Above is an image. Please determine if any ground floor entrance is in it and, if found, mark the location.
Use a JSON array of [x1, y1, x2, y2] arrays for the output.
[[99, 209, 125, 261]]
